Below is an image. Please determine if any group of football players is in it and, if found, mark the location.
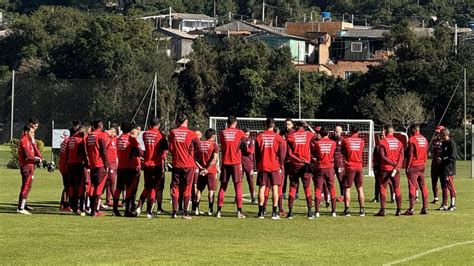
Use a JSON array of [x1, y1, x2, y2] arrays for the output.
[[16, 115, 457, 219]]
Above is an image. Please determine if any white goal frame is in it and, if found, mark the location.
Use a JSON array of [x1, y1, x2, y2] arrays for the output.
[[209, 117, 375, 176]]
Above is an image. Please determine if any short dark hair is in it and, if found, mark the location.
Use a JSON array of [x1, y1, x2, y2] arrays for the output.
[[176, 113, 188, 125], [295, 121, 305, 128], [409, 124, 420, 132], [121, 121, 133, 134], [205, 128, 216, 140], [285, 118, 293, 123], [319, 127, 329, 137], [92, 120, 103, 130], [110, 122, 119, 132], [69, 127, 77, 136], [350, 126, 359, 134], [28, 117, 39, 125], [149, 117, 161, 127], [384, 124, 394, 131], [266, 117, 275, 129], [72, 121, 81, 127], [242, 128, 250, 133], [23, 124, 33, 133], [227, 115, 237, 126]]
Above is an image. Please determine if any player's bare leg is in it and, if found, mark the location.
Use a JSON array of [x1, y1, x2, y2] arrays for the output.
[[271, 184, 280, 220], [257, 184, 266, 219]]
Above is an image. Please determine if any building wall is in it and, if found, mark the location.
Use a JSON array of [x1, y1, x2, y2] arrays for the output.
[[286, 22, 353, 37], [289, 39, 306, 64], [328, 60, 382, 79]]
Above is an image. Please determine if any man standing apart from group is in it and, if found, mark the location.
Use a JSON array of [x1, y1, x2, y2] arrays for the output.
[[217, 116, 247, 219], [404, 124, 429, 215], [341, 127, 365, 216], [375, 125, 404, 216], [439, 128, 457, 211], [331, 126, 345, 202], [255, 118, 285, 220]]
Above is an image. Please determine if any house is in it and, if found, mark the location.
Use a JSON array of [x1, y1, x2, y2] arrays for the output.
[[286, 21, 354, 38], [142, 13, 216, 33], [172, 13, 216, 32], [332, 28, 391, 61], [155, 27, 197, 71]]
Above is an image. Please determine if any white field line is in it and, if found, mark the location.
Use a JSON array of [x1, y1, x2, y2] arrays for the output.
[[383, 240, 474, 265]]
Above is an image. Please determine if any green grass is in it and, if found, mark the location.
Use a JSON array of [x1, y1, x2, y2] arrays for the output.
[[0, 146, 473, 265]]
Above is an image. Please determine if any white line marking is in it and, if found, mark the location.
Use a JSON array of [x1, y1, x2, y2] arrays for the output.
[[383, 240, 474, 265]]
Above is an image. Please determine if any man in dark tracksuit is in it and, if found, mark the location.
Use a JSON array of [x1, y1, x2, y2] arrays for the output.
[[438, 128, 457, 211]]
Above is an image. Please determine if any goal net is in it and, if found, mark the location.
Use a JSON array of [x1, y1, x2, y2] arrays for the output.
[[209, 117, 375, 176]]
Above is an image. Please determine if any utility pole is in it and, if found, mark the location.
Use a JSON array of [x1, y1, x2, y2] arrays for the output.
[[262, 1, 265, 23], [213, 0, 216, 18], [169, 6, 172, 29], [298, 70, 301, 119], [454, 23, 458, 54], [464, 67, 467, 160], [228, 11, 231, 21], [154, 72, 158, 118], [10, 69, 14, 141], [275, 16, 278, 27]]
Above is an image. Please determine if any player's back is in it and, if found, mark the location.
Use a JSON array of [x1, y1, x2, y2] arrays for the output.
[[256, 130, 283, 172], [220, 127, 245, 165], [409, 134, 428, 166], [169, 126, 198, 168], [287, 129, 314, 163], [379, 135, 403, 170], [86, 129, 106, 169], [117, 133, 140, 169], [343, 136, 365, 169], [314, 138, 336, 169], [67, 134, 87, 164], [198, 140, 218, 174], [142, 128, 162, 167]]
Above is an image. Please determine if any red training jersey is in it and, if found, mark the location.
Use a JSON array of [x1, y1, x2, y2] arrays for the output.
[[169, 126, 200, 169], [255, 129, 285, 172], [117, 133, 141, 169], [86, 129, 109, 169], [219, 127, 246, 165], [431, 139, 442, 166], [241, 137, 255, 169], [58, 138, 69, 173], [379, 135, 404, 171], [407, 133, 428, 168], [331, 134, 344, 167], [198, 140, 219, 174], [107, 136, 118, 166], [286, 128, 315, 165], [342, 136, 365, 170], [18, 134, 36, 167], [313, 137, 336, 169], [142, 128, 163, 167], [66, 133, 88, 165]]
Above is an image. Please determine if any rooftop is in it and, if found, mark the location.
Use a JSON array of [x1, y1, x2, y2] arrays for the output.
[[338, 29, 390, 38], [155, 27, 197, 39]]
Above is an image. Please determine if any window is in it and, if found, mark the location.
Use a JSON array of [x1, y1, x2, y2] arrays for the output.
[[350, 42, 363, 52]]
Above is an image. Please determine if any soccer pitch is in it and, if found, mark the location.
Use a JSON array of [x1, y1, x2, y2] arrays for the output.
[[0, 147, 473, 265]]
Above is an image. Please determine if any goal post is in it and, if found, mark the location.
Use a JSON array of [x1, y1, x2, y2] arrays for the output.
[[209, 117, 375, 176]]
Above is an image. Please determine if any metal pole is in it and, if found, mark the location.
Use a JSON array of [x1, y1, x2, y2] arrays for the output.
[[454, 24, 458, 54], [262, 1, 265, 23], [154, 73, 158, 117], [464, 67, 467, 160], [298, 70, 301, 119], [51, 120, 54, 162], [471, 120, 473, 179], [10, 69, 14, 141], [169, 7, 172, 28]]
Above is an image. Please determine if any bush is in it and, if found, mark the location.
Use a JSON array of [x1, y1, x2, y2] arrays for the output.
[[36, 139, 45, 153], [6, 138, 19, 169]]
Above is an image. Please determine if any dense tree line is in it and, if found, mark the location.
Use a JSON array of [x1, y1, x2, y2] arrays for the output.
[[0, 5, 471, 155], [1, 1, 473, 27]]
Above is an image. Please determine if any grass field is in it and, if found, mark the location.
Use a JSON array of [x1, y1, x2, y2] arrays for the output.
[[0, 146, 473, 265]]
